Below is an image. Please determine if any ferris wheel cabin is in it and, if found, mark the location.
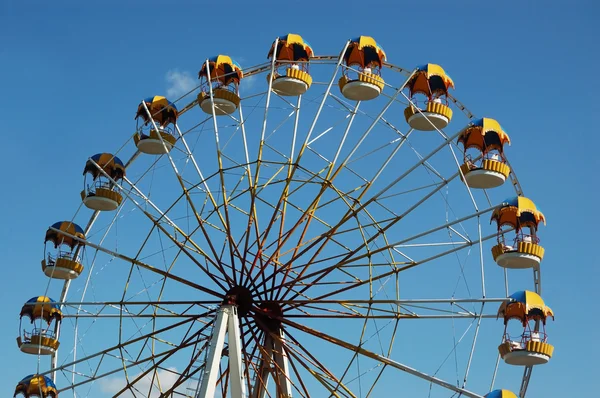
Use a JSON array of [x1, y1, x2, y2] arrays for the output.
[[458, 118, 511, 189], [338, 36, 386, 101], [267, 34, 313, 96], [498, 291, 554, 366], [198, 55, 242, 116], [491, 197, 545, 269], [404, 64, 454, 131], [41, 221, 85, 279], [17, 297, 62, 355], [81, 153, 125, 211], [134, 96, 178, 154]]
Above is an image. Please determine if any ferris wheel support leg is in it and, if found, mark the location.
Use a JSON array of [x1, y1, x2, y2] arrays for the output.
[[197, 306, 229, 398], [227, 306, 246, 398], [251, 330, 293, 398], [197, 305, 246, 398], [252, 335, 273, 398], [273, 329, 293, 398]]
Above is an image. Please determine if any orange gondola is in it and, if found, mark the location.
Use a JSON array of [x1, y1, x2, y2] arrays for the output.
[[15, 374, 58, 398], [267, 34, 314, 96], [491, 197, 546, 269], [404, 64, 454, 131], [81, 153, 125, 211], [338, 36, 386, 101], [42, 221, 85, 279], [457, 118, 511, 189], [17, 297, 62, 355], [497, 291, 555, 366], [134, 96, 179, 154], [198, 55, 243, 116]]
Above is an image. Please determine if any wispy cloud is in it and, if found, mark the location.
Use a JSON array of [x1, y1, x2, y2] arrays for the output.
[[165, 69, 197, 98], [99, 367, 187, 397], [243, 74, 257, 89]]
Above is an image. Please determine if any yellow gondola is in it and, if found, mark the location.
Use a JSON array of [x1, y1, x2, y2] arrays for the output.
[[17, 297, 62, 356], [267, 34, 314, 96], [134, 96, 178, 154], [491, 197, 546, 269], [135, 95, 178, 127], [404, 64, 454, 131], [497, 291, 555, 366], [457, 118, 512, 189], [485, 390, 518, 398], [81, 153, 125, 211], [198, 55, 243, 116], [15, 375, 58, 398], [338, 36, 386, 101], [42, 221, 85, 279]]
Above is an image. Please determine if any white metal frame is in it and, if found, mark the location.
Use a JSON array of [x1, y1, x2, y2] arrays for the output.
[[197, 305, 246, 398]]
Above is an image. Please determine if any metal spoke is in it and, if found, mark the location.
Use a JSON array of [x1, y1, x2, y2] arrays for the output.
[[282, 317, 484, 398]]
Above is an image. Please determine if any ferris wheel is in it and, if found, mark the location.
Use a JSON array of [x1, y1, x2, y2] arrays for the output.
[[14, 34, 555, 398]]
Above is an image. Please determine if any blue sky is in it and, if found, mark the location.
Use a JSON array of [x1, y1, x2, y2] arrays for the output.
[[1, 1, 598, 397]]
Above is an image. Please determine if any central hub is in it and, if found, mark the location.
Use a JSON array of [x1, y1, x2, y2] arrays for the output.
[[254, 301, 284, 332], [224, 286, 253, 316], [222, 287, 285, 331]]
